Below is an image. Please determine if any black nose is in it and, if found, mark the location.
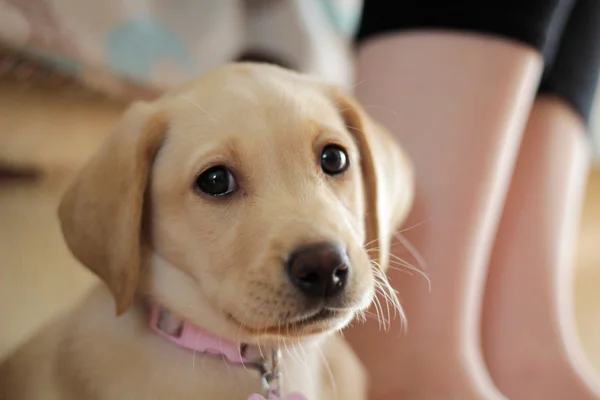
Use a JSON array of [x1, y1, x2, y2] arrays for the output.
[[286, 242, 350, 298]]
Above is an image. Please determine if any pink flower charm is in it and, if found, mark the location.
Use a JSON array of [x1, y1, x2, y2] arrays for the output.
[[247, 392, 308, 400]]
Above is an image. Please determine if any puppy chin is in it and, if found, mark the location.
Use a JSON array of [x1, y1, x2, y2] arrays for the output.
[[288, 312, 355, 337], [141, 253, 254, 342], [227, 307, 357, 343]]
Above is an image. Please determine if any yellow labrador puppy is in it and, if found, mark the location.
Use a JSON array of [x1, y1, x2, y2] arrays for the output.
[[0, 63, 413, 400]]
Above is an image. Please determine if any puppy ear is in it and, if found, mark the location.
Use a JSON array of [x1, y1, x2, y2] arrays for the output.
[[332, 89, 414, 270], [58, 102, 167, 315]]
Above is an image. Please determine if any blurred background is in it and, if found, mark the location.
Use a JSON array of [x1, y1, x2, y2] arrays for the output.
[[0, 0, 599, 380]]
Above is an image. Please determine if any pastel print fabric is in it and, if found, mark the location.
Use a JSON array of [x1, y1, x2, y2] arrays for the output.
[[0, 0, 362, 98]]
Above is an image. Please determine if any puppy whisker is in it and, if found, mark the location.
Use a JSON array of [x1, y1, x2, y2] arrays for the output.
[[370, 284, 387, 331], [364, 243, 431, 290], [362, 236, 382, 250], [373, 279, 392, 330], [372, 266, 398, 318], [349, 78, 368, 91], [345, 124, 365, 134], [282, 337, 295, 366], [323, 304, 379, 325], [317, 345, 337, 398], [392, 230, 428, 270], [179, 95, 218, 122], [370, 260, 407, 333], [394, 218, 432, 236], [233, 314, 254, 373], [362, 104, 398, 116], [386, 258, 431, 291], [294, 339, 309, 373]]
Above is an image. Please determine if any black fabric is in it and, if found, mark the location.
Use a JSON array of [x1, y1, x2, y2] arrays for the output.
[[357, 0, 562, 51], [539, 0, 600, 124], [356, 0, 600, 126], [539, 0, 577, 68]]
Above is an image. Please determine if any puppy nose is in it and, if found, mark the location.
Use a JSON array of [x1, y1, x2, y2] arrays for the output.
[[287, 242, 350, 298]]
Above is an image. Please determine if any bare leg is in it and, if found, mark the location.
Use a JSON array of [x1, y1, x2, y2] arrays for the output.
[[482, 96, 600, 399], [345, 32, 542, 399]]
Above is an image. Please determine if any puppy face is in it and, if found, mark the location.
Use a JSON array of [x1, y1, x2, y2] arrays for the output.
[[58, 64, 413, 343]]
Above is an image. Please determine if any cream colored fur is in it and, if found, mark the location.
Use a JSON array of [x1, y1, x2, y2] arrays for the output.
[[0, 63, 413, 400]]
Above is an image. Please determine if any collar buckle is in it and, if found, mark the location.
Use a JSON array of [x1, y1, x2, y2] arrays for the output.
[[258, 349, 282, 397]]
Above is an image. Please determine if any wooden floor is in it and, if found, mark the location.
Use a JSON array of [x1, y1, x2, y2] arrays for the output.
[[1, 78, 600, 375]]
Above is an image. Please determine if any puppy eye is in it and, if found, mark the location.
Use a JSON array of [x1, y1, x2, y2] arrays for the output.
[[195, 166, 237, 196], [321, 145, 349, 176]]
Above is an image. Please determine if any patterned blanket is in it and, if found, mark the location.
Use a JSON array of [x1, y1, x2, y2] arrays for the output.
[[0, 0, 362, 99]]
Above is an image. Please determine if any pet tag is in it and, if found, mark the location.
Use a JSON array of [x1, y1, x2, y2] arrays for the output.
[[247, 349, 310, 400]]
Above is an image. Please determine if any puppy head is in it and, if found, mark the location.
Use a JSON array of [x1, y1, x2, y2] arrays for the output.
[[58, 63, 413, 342]]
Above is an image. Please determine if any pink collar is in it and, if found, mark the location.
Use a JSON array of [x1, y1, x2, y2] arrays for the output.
[[149, 305, 262, 365], [149, 305, 309, 400]]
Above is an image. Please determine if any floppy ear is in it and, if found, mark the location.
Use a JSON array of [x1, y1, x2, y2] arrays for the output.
[[332, 89, 414, 270], [58, 102, 167, 315]]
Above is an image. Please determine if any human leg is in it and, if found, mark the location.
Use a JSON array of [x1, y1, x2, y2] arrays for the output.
[[482, 1, 600, 398]]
